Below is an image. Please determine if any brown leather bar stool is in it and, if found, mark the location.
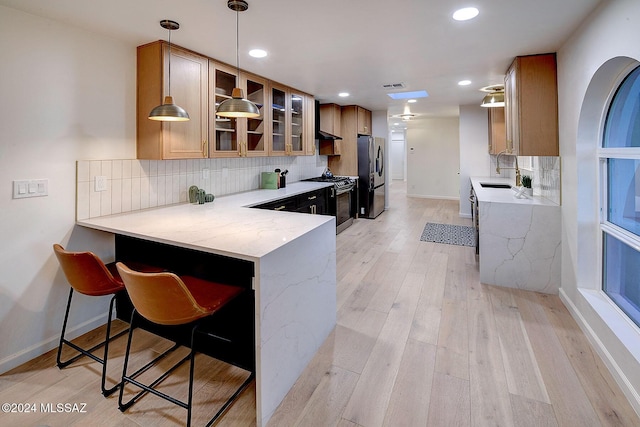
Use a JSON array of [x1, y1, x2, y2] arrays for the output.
[[53, 243, 128, 396], [115, 262, 254, 427]]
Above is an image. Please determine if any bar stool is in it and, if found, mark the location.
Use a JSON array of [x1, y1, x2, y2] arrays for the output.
[[115, 262, 254, 427], [53, 243, 128, 396]]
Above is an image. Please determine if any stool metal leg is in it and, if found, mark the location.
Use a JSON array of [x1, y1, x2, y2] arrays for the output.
[[118, 316, 254, 427], [56, 288, 128, 396]]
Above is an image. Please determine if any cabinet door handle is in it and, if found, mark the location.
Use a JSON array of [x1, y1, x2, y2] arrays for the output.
[[274, 205, 286, 211], [202, 140, 207, 157], [308, 195, 317, 200]]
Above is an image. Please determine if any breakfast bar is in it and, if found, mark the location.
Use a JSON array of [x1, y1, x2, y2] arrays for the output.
[[76, 182, 337, 427]]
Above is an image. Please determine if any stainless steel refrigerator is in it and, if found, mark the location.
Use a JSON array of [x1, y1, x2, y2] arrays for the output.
[[357, 135, 385, 218]]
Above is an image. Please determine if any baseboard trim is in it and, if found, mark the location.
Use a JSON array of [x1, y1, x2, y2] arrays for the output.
[[559, 288, 640, 417], [0, 312, 108, 375]]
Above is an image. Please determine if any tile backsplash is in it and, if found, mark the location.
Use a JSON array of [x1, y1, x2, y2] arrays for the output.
[[489, 155, 561, 205], [77, 155, 328, 220]]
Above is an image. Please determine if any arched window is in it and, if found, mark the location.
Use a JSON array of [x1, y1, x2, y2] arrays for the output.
[[601, 65, 640, 326]]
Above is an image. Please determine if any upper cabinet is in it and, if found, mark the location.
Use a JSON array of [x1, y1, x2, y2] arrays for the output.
[[504, 53, 558, 156], [269, 83, 315, 156], [136, 41, 312, 159], [488, 107, 506, 155], [209, 61, 239, 158], [269, 82, 289, 156], [137, 41, 208, 160], [357, 106, 372, 136], [241, 73, 269, 157], [319, 103, 342, 156], [327, 105, 371, 176]]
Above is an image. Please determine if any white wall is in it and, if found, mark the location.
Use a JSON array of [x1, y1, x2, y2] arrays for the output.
[[459, 105, 491, 217], [0, 6, 135, 373], [557, 0, 640, 412], [390, 130, 406, 181], [406, 117, 460, 199]]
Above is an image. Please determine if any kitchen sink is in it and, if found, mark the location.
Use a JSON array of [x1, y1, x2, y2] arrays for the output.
[[479, 182, 512, 189]]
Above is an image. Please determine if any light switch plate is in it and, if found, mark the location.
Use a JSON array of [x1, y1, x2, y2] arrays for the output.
[[13, 179, 48, 199]]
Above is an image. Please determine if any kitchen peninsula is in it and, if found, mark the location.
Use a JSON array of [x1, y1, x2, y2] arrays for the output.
[[76, 181, 337, 427], [471, 177, 561, 294]]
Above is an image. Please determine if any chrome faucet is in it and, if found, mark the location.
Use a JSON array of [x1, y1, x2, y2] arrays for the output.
[[495, 150, 521, 187]]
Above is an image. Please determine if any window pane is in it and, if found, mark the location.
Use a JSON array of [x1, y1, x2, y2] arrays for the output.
[[603, 233, 640, 327], [607, 158, 640, 235], [603, 65, 640, 148]]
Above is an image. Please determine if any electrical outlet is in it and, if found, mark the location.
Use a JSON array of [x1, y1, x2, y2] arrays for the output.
[[202, 168, 210, 180], [94, 176, 107, 192]]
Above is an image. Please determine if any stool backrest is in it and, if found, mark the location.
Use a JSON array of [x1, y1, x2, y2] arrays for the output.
[[115, 262, 211, 326], [53, 244, 123, 296]]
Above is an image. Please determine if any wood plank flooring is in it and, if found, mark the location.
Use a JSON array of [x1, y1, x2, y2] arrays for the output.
[[1, 181, 638, 426]]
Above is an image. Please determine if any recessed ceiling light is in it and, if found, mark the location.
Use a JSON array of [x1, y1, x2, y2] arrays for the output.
[[453, 7, 479, 21], [458, 80, 472, 86], [249, 49, 267, 58], [407, 99, 417, 103], [388, 90, 428, 100], [338, 92, 350, 97], [394, 123, 400, 126]]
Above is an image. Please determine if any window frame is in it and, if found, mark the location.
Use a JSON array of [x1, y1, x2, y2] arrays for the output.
[[598, 62, 640, 328]]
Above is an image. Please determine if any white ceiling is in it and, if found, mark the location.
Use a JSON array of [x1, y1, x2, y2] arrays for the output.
[[1, 0, 602, 128]]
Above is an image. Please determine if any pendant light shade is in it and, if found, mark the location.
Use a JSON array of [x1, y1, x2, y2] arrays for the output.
[[480, 91, 505, 108], [149, 96, 190, 121], [479, 84, 505, 108], [148, 20, 190, 122], [216, 0, 260, 118]]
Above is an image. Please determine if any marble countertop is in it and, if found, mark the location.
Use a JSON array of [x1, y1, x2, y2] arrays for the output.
[[470, 176, 558, 206], [76, 181, 335, 261]]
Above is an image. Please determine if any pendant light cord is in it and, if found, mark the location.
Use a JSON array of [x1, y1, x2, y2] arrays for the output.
[[236, 8, 240, 77], [167, 24, 172, 97]]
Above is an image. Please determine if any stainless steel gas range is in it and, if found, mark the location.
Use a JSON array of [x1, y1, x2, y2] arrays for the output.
[[304, 175, 357, 233]]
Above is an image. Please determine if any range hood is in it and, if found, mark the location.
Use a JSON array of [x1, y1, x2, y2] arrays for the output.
[[315, 100, 342, 140]]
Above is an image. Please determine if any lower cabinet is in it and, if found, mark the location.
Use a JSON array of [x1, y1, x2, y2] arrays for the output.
[[253, 188, 330, 215]]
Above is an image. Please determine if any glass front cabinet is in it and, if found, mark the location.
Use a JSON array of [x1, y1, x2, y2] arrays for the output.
[[209, 61, 239, 158], [240, 73, 268, 157], [269, 83, 314, 156]]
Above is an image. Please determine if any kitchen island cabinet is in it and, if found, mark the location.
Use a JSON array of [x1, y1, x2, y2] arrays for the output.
[[76, 182, 336, 427], [471, 177, 560, 294]]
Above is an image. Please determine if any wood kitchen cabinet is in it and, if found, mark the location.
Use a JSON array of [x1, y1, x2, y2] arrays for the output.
[[209, 61, 239, 157], [137, 41, 313, 159], [268, 83, 314, 156], [319, 103, 342, 156], [504, 53, 558, 156], [488, 107, 506, 155], [327, 105, 370, 176], [357, 106, 372, 136], [209, 66, 269, 158], [137, 41, 208, 159], [241, 73, 269, 157]]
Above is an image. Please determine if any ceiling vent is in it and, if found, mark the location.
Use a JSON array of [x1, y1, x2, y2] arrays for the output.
[[382, 82, 406, 89]]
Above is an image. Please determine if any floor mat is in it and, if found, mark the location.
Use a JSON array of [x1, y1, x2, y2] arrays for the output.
[[420, 222, 475, 247]]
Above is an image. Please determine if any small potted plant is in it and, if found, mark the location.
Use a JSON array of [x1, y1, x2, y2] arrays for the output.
[[521, 175, 533, 196]]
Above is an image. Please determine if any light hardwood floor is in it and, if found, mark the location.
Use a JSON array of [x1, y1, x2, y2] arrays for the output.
[[1, 181, 638, 427]]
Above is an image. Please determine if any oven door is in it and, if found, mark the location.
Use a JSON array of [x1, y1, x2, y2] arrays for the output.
[[335, 190, 353, 234]]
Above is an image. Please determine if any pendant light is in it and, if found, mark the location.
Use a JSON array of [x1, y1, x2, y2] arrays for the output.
[[479, 84, 505, 108], [216, 0, 260, 118], [148, 20, 190, 121]]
